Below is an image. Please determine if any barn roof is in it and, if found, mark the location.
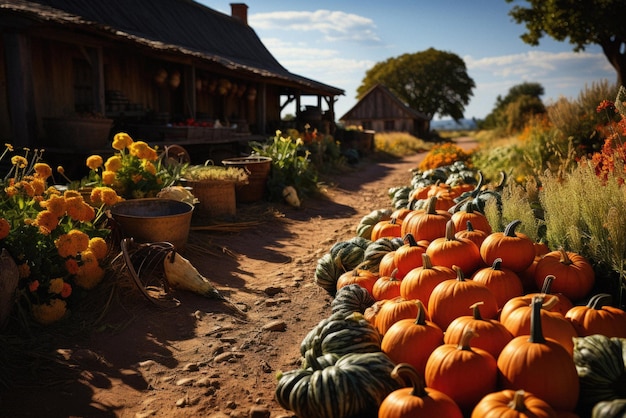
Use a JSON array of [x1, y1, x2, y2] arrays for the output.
[[1, 0, 344, 96], [340, 84, 428, 121]]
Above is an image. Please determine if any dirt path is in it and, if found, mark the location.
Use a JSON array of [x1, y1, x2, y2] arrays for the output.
[[1, 138, 477, 418]]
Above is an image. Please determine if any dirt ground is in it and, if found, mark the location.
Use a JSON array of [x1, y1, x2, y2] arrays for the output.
[[0, 138, 476, 418]]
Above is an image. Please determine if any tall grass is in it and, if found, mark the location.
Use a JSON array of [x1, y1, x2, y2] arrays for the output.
[[374, 132, 433, 156]]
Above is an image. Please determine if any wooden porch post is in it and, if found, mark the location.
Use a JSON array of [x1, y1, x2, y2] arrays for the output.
[[4, 31, 36, 147]]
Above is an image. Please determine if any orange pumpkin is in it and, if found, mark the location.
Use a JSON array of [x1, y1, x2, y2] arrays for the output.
[[500, 294, 578, 355], [497, 296, 580, 412], [480, 219, 536, 272], [451, 201, 492, 234], [565, 293, 626, 337], [378, 363, 463, 418], [471, 389, 557, 418], [381, 300, 443, 376], [428, 266, 499, 330], [400, 253, 456, 308], [336, 265, 379, 296], [455, 220, 489, 250], [375, 296, 423, 335], [378, 250, 398, 277], [401, 196, 451, 242], [393, 233, 429, 279], [533, 247, 595, 302], [444, 301, 513, 359], [499, 275, 571, 324], [372, 269, 403, 301], [425, 328, 498, 414], [426, 220, 482, 276], [471, 257, 524, 309], [371, 217, 403, 241]]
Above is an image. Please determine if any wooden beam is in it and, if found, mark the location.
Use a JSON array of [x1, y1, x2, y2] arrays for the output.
[[4, 31, 36, 147]]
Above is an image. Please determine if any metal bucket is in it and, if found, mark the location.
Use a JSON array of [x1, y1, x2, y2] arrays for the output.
[[110, 198, 194, 249]]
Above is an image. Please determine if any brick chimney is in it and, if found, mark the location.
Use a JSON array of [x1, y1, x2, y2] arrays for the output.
[[230, 3, 248, 25]]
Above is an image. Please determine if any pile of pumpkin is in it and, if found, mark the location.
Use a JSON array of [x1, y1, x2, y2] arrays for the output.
[[275, 164, 626, 418]]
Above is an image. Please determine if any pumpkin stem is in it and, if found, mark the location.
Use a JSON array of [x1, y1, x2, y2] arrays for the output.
[[426, 195, 438, 214], [508, 390, 527, 411], [495, 171, 507, 191], [557, 247, 573, 266], [390, 363, 428, 398], [404, 233, 418, 247], [453, 265, 465, 282], [445, 220, 456, 240], [528, 296, 547, 344], [491, 257, 503, 271], [466, 220, 475, 232], [540, 275, 555, 294], [414, 300, 427, 325], [457, 327, 478, 350], [588, 293, 613, 309], [470, 301, 485, 320], [421, 253, 433, 270], [503, 219, 522, 237]]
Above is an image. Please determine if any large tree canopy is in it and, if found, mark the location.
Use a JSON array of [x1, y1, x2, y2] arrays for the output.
[[357, 48, 475, 121], [506, 0, 626, 86]]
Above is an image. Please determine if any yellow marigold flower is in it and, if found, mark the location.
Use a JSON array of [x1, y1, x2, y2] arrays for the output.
[[112, 132, 133, 150], [0, 218, 10, 239], [11, 155, 27, 168], [46, 186, 61, 196], [88, 237, 109, 260], [4, 143, 13, 152], [48, 278, 64, 294], [101, 170, 117, 185], [33, 210, 59, 234], [30, 177, 46, 196], [18, 263, 31, 278], [5, 186, 18, 197], [20, 180, 35, 197], [86, 155, 104, 170], [65, 258, 79, 275], [40, 194, 66, 218], [142, 160, 156, 175], [90, 187, 121, 207], [34, 163, 52, 179], [55, 229, 90, 258], [57, 166, 65, 174], [81, 202, 96, 222], [74, 250, 105, 290], [104, 155, 123, 172], [31, 298, 67, 325], [65, 196, 85, 221], [130, 141, 157, 161]]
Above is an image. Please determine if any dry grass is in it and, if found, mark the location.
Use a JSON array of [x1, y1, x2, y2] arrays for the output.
[[374, 132, 433, 156]]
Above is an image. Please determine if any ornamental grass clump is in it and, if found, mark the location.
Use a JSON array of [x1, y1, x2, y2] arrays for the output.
[[0, 144, 118, 326]]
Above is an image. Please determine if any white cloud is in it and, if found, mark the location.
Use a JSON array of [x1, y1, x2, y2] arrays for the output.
[[249, 10, 381, 43]]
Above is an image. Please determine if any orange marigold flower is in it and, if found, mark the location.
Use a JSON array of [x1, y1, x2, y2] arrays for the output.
[[86, 155, 104, 170], [40, 194, 66, 218], [74, 250, 105, 290], [56, 229, 90, 258], [0, 217, 10, 239], [48, 278, 64, 294], [88, 237, 109, 260], [131, 174, 143, 184], [18, 263, 31, 279], [104, 155, 123, 172], [30, 177, 46, 196], [31, 298, 67, 325], [65, 196, 85, 220], [33, 210, 59, 234], [100, 187, 122, 206], [28, 279, 39, 292], [34, 162, 52, 179], [112, 132, 133, 150], [101, 170, 117, 185], [130, 141, 157, 161], [78, 202, 96, 222], [65, 258, 80, 275], [142, 160, 157, 175], [596, 99, 616, 113], [11, 155, 28, 168], [63, 190, 81, 199], [20, 180, 35, 197], [5, 186, 18, 197], [61, 282, 72, 298]]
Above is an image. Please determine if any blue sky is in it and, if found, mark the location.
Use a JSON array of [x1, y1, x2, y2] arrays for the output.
[[199, 1, 615, 121]]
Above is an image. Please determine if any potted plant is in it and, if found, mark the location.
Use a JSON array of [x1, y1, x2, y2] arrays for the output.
[[181, 163, 248, 218]]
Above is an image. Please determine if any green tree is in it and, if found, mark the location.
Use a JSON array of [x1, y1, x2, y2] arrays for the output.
[[482, 82, 545, 131], [357, 48, 475, 121], [506, 0, 626, 86]]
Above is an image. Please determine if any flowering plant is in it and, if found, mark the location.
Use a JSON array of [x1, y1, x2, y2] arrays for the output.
[[79, 132, 183, 199], [0, 145, 119, 326]]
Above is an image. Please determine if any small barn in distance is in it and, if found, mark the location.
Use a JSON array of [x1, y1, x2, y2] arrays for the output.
[[339, 84, 429, 138]]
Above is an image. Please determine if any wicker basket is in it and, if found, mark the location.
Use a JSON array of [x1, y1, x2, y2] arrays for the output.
[[186, 180, 236, 218]]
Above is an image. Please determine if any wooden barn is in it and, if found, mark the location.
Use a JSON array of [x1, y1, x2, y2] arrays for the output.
[[339, 84, 429, 138], [0, 0, 344, 170]]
